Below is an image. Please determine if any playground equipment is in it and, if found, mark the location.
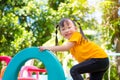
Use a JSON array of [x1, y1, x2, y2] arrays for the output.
[[0, 56, 47, 80], [18, 65, 46, 80], [0, 56, 11, 78], [2, 47, 66, 80], [0, 56, 11, 65]]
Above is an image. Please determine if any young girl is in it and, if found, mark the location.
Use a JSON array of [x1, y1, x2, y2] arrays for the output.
[[39, 18, 109, 80]]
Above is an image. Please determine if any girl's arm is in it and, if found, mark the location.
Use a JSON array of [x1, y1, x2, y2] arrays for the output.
[[39, 41, 75, 52]]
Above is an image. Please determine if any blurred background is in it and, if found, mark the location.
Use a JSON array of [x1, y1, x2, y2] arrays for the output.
[[0, 0, 120, 80]]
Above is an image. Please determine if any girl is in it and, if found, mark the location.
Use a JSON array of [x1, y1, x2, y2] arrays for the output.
[[39, 18, 109, 80]]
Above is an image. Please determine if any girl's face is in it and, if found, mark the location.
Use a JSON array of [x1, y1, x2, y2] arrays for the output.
[[60, 20, 77, 39]]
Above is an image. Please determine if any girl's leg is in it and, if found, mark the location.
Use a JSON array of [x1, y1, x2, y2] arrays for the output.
[[70, 58, 109, 80], [90, 69, 107, 80], [89, 58, 109, 80], [70, 69, 83, 80], [70, 59, 96, 80]]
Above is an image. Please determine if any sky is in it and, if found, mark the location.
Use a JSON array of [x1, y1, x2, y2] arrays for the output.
[[87, 0, 104, 24]]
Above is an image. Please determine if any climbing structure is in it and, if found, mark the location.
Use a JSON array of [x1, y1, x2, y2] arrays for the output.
[[2, 47, 66, 80]]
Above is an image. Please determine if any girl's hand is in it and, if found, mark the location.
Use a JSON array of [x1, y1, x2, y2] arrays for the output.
[[39, 46, 46, 51]]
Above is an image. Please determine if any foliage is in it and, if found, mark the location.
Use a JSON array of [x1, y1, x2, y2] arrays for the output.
[[0, 11, 35, 56], [48, 0, 65, 10], [0, 0, 57, 56], [103, 59, 119, 80], [99, 0, 120, 51]]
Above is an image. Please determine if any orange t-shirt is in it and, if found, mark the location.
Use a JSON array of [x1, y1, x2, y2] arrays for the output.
[[69, 32, 108, 63]]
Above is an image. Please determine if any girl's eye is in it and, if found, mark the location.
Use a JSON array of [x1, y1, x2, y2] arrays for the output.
[[62, 29, 65, 31], [68, 26, 71, 29], [61, 28, 65, 31]]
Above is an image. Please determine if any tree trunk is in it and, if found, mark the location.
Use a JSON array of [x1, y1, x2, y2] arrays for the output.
[[116, 40, 120, 78], [110, 0, 120, 78]]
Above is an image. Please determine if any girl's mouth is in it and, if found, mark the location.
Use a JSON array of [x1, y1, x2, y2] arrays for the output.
[[65, 33, 71, 38]]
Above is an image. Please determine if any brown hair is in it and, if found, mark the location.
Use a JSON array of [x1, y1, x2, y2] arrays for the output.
[[58, 18, 76, 29]]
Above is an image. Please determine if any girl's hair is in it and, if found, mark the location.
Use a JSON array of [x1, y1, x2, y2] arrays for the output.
[[58, 18, 76, 29]]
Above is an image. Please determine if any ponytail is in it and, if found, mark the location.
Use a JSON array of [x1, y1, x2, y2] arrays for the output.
[[55, 24, 59, 46], [76, 22, 87, 40]]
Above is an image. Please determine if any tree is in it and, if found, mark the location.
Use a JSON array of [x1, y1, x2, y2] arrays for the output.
[[0, 0, 57, 56], [48, 0, 65, 10], [0, 0, 36, 56], [100, 0, 120, 79]]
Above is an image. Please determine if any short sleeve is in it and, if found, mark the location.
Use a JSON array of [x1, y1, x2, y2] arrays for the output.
[[69, 32, 82, 43]]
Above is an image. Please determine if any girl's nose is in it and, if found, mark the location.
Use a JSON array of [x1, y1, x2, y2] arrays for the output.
[[65, 29, 69, 33]]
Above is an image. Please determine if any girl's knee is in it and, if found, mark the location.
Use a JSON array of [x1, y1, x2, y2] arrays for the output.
[[70, 67, 76, 75]]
